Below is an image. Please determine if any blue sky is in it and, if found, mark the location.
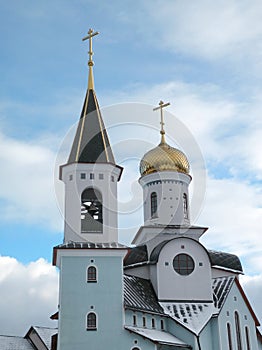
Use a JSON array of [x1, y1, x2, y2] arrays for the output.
[[0, 0, 262, 335]]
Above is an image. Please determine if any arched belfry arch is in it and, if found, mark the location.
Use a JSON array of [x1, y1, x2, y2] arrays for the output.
[[81, 187, 103, 233]]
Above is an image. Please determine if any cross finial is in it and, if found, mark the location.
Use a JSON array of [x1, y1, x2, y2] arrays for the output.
[[153, 100, 170, 143], [82, 28, 99, 90]]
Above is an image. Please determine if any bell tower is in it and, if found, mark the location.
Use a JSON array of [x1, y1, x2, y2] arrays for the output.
[[60, 29, 123, 243]]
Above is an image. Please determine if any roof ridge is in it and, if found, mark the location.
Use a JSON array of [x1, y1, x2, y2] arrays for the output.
[[33, 326, 58, 330], [0, 334, 25, 338]]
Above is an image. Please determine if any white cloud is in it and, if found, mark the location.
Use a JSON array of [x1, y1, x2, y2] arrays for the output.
[[200, 177, 262, 256], [138, 0, 262, 65], [0, 256, 58, 336], [101, 79, 261, 176], [0, 131, 62, 231]]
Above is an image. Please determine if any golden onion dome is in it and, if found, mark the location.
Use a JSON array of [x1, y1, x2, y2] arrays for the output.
[[141, 100, 190, 176], [140, 139, 190, 176]]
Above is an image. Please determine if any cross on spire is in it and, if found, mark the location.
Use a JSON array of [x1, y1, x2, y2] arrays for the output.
[[153, 100, 170, 143], [82, 28, 99, 90]]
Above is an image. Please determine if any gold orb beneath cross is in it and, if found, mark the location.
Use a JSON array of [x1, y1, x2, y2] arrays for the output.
[[140, 141, 190, 176]]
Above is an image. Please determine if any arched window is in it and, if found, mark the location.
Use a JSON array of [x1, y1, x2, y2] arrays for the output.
[[81, 188, 103, 233], [245, 326, 251, 350], [151, 318, 155, 328], [227, 323, 233, 350], [86, 312, 97, 330], [151, 192, 157, 217], [183, 193, 188, 219], [235, 311, 242, 350], [87, 266, 97, 283], [133, 315, 137, 326]]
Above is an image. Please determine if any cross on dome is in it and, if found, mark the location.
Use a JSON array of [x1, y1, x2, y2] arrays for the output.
[[153, 100, 170, 144]]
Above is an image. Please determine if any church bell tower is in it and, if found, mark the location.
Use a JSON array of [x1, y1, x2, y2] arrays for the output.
[[60, 29, 123, 243], [54, 30, 127, 350]]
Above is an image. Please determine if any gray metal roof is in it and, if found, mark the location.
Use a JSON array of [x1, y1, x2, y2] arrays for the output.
[[150, 240, 169, 263], [208, 250, 243, 272], [55, 241, 127, 249], [212, 276, 235, 310], [124, 245, 148, 266], [125, 326, 192, 348], [160, 302, 214, 335], [0, 336, 34, 350], [124, 275, 164, 314], [124, 274, 239, 335]]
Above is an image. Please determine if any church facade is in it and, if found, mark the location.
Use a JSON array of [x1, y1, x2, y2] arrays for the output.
[[53, 30, 261, 350], [0, 30, 261, 350]]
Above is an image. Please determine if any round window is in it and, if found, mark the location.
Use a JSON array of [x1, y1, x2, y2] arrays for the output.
[[173, 253, 195, 275]]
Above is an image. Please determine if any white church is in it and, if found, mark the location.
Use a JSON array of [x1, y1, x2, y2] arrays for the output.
[[1, 29, 261, 350]]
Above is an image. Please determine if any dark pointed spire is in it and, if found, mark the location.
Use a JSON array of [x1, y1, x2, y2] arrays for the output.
[[68, 89, 116, 164], [67, 29, 116, 165]]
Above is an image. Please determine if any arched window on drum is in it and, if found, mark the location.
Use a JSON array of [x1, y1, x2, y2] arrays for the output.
[[183, 193, 189, 219], [151, 192, 157, 218]]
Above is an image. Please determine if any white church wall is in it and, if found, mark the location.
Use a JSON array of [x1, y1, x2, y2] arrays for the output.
[[218, 281, 259, 350], [165, 316, 196, 349], [209, 317, 221, 350], [198, 320, 218, 350], [155, 237, 212, 301]]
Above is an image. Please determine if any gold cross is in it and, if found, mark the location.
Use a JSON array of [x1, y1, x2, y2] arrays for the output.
[[153, 100, 170, 137], [82, 28, 99, 66]]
